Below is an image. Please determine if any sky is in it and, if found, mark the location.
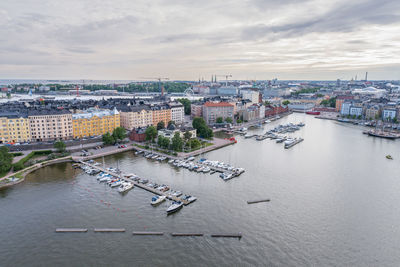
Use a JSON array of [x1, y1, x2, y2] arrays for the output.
[[1, 0, 400, 81]]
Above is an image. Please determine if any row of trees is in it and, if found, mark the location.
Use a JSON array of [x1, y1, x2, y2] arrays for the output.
[[102, 127, 127, 145], [216, 117, 233, 124], [320, 97, 337, 108], [0, 146, 13, 175]]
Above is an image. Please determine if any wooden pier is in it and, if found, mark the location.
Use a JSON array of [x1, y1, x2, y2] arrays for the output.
[[247, 199, 270, 204], [56, 228, 88, 233], [132, 231, 164, 236], [94, 228, 126, 232], [79, 161, 191, 205]]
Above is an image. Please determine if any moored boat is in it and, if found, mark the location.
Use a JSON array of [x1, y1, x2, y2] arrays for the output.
[[166, 201, 183, 214], [151, 195, 166, 205]]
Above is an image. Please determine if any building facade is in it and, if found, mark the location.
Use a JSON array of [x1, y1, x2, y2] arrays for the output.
[[151, 105, 172, 126], [202, 102, 234, 124], [168, 102, 184, 125], [0, 112, 31, 144], [72, 108, 120, 138], [191, 103, 203, 118], [28, 109, 73, 142], [119, 106, 153, 130]]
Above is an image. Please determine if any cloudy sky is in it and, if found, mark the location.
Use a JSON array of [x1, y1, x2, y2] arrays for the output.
[[1, 0, 400, 80]]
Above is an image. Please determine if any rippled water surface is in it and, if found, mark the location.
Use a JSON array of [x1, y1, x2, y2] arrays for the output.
[[2, 114, 400, 266]]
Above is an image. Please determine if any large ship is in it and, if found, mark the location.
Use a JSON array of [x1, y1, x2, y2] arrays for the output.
[[365, 130, 398, 140]]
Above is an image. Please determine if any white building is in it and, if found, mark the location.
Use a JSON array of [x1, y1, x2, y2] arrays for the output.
[[341, 102, 352, 115], [168, 102, 184, 125], [349, 106, 363, 117], [241, 90, 260, 104], [382, 109, 397, 120]]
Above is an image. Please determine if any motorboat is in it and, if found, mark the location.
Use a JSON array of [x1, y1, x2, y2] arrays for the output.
[[171, 191, 182, 197], [181, 195, 197, 204], [110, 180, 123, 188], [118, 182, 134, 193], [202, 167, 211, 173], [151, 195, 166, 205], [166, 201, 183, 214]]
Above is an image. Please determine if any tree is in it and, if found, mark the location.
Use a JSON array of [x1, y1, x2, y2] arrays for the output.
[[320, 99, 329, 107], [171, 132, 183, 151], [145, 126, 158, 142], [102, 132, 115, 145], [264, 100, 271, 106], [282, 100, 290, 106], [225, 117, 233, 123], [393, 117, 398, 123], [237, 118, 242, 124], [357, 115, 362, 120], [216, 117, 223, 123], [112, 127, 126, 143], [0, 146, 12, 174], [157, 121, 165, 130], [168, 120, 175, 127], [183, 131, 192, 140], [157, 135, 170, 149], [188, 138, 201, 149], [177, 98, 191, 115], [54, 140, 66, 153], [192, 117, 213, 139]]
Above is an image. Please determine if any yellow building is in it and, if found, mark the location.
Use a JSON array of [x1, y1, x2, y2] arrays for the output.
[[0, 113, 31, 144], [72, 108, 120, 138]]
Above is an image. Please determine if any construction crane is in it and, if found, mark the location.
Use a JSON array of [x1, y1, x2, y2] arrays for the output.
[[216, 74, 232, 86], [140, 77, 169, 95]]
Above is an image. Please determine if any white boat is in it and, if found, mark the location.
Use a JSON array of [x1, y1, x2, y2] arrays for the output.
[[202, 167, 211, 173], [110, 180, 123, 188], [118, 182, 134, 193], [181, 195, 197, 204], [99, 176, 112, 182], [168, 159, 175, 164], [187, 156, 195, 161], [151, 195, 166, 205], [171, 191, 182, 197], [166, 201, 183, 214]]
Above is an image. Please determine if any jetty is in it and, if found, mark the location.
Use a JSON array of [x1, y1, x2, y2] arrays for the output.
[[78, 160, 193, 205], [55, 228, 88, 233], [247, 199, 270, 204]]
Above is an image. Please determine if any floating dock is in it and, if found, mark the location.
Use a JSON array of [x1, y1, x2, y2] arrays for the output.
[[247, 199, 270, 204], [55, 228, 88, 233], [132, 231, 164, 236], [211, 233, 242, 238], [79, 161, 191, 205], [94, 228, 126, 232], [171, 233, 204, 236], [284, 138, 304, 149]]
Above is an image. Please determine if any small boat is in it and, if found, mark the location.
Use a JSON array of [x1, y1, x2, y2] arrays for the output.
[[166, 201, 183, 214], [202, 167, 211, 173], [151, 195, 166, 205], [386, 155, 393, 160], [181, 195, 197, 204], [187, 156, 195, 161], [168, 159, 175, 164], [171, 191, 182, 197], [110, 180, 123, 188], [118, 182, 134, 193]]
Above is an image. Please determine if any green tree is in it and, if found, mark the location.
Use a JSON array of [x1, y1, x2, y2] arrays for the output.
[[237, 118, 242, 124], [189, 138, 201, 149], [282, 100, 290, 106], [0, 146, 12, 175], [112, 127, 126, 143], [357, 115, 362, 120], [216, 117, 223, 123], [145, 126, 158, 142], [157, 121, 165, 130], [225, 117, 233, 123], [393, 117, 398, 123], [171, 132, 183, 151], [320, 99, 329, 107], [102, 132, 115, 145], [177, 98, 191, 115], [54, 140, 66, 153], [192, 117, 213, 138], [264, 100, 271, 106], [157, 136, 170, 149], [183, 131, 192, 141]]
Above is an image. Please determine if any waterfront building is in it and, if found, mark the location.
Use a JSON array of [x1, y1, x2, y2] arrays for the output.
[[151, 104, 172, 126], [202, 102, 234, 124], [265, 105, 289, 117], [119, 105, 153, 131], [0, 112, 31, 144], [28, 109, 73, 142], [365, 105, 380, 120], [335, 95, 354, 112], [168, 102, 184, 125], [382, 108, 397, 121], [72, 108, 120, 138], [349, 106, 363, 117], [340, 102, 352, 115]]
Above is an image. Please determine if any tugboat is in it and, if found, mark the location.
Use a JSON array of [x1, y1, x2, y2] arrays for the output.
[[166, 201, 183, 214], [386, 155, 393, 160]]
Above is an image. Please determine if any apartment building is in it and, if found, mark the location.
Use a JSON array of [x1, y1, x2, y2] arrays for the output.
[[119, 105, 153, 130], [0, 112, 31, 144]]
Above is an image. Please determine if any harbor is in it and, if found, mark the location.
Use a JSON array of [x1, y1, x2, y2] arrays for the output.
[[3, 113, 400, 266]]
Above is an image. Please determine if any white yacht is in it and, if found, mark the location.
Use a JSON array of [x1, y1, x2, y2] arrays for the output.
[[151, 195, 166, 205], [118, 182, 134, 193], [166, 201, 183, 214]]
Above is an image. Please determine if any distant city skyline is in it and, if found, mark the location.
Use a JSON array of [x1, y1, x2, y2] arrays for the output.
[[1, 0, 400, 80]]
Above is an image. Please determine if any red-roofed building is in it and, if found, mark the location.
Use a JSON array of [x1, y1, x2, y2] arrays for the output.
[[203, 102, 234, 124]]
